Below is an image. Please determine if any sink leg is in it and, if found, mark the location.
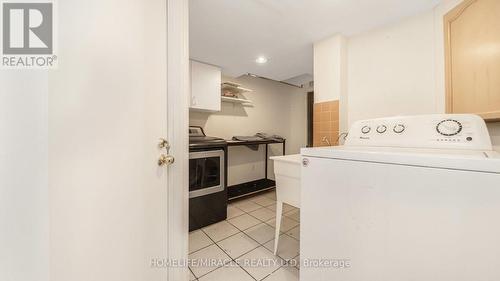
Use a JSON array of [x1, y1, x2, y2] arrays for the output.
[[274, 201, 283, 255]]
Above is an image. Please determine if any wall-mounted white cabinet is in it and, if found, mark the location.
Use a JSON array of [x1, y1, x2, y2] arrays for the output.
[[190, 60, 221, 112]]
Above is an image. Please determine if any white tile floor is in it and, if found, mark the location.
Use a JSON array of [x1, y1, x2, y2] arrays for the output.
[[189, 189, 300, 281]]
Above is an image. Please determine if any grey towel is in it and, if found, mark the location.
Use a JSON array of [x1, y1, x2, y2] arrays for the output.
[[232, 136, 264, 141], [255, 133, 285, 142]]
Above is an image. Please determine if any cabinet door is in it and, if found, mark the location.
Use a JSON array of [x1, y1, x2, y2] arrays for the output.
[[444, 0, 500, 121], [190, 61, 221, 111]]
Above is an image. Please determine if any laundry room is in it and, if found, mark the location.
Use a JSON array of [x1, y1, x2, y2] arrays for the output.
[[186, 0, 500, 280]]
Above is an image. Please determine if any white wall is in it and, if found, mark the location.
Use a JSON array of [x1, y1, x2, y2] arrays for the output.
[[190, 75, 307, 185], [314, 35, 346, 103], [0, 72, 49, 281], [347, 10, 437, 123], [344, 0, 500, 149], [313, 35, 349, 132]]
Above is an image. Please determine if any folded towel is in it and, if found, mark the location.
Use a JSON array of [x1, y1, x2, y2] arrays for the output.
[[232, 134, 286, 142], [255, 133, 285, 142], [232, 136, 264, 141]]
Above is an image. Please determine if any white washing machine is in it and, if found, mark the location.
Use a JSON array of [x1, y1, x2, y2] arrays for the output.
[[301, 114, 500, 281]]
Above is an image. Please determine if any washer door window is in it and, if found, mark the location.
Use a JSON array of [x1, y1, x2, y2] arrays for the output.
[[189, 150, 225, 198]]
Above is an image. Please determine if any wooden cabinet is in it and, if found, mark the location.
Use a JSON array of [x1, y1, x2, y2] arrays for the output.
[[190, 60, 221, 112], [444, 0, 500, 121]]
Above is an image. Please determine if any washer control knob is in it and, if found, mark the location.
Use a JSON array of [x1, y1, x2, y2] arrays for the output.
[[393, 124, 405, 134], [361, 126, 371, 134], [436, 119, 463, 136], [376, 125, 387, 134]]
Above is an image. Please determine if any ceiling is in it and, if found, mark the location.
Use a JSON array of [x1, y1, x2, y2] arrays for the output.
[[190, 0, 440, 84]]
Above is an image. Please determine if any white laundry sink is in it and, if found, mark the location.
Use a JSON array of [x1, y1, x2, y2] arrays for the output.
[[270, 154, 301, 207], [270, 154, 302, 255]]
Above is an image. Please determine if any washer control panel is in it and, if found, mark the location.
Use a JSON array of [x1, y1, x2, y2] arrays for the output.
[[346, 114, 492, 150]]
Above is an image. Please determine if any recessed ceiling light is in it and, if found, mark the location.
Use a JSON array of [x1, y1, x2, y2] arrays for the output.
[[255, 56, 268, 64]]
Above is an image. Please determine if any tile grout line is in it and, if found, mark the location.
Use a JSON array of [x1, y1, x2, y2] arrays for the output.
[[230, 194, 300, 257], [224, 224, 296, 273], [199, 221, 277, 281], [201, 224, 259, 280], [211, 222, 290, 279], [193, 196, 276, 255], [230, 204, 264, 216], [237, 191, 301, 278], [192, 228, 235, 280], [227, 209, 256, 221], [194, 223, 298, 277], [190, 191, 299, 280], [260, 254, 301, 281], [188, 267, 198, 281], [189, 227, 241, 256]]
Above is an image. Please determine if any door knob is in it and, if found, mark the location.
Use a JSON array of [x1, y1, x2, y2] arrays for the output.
[[158, 154, 175, 166]]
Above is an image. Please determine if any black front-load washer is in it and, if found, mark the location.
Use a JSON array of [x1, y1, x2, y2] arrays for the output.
[[189, 126, 228, 231]]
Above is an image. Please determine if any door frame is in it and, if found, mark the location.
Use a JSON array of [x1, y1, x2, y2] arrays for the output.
[[166, 0, 190, 280], [307, 91, 314, 147]]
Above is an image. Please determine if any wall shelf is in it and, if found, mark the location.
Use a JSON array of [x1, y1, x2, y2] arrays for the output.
[[221, 96, 253, 105], [221, 82, 253, 94]]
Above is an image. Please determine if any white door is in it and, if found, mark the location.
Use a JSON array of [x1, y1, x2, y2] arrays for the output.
[[49, 0, 189, 280], [0, 0, 188, 281]]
